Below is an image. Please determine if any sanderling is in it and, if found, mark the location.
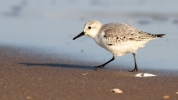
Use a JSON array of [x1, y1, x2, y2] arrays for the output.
[[73, 20, 165, 72]]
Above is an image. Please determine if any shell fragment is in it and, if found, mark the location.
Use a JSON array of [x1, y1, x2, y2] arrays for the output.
[[111, 88, 123, 93], [135, 73, 157, 77]]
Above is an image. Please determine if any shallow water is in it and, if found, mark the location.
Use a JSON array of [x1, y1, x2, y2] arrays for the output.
[[0, 0, 178, 71]]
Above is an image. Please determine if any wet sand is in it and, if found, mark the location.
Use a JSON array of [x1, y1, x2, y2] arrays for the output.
[[0, 45, 178, 100]]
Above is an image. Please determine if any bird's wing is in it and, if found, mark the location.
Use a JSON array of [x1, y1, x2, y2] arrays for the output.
[[101, 23, 156, 46]]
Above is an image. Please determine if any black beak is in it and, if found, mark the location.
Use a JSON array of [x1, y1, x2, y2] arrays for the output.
[[73, 31, 85, 40]]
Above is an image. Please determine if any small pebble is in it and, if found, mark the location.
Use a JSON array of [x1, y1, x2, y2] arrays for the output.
[[176, 92, 178, 94], [111, 88, 123, 93], [26, 96, 32, 99], [82, 73, 88, 75], [163, 95, 170, 99]]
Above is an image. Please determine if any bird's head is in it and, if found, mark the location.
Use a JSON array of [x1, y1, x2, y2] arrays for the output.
[[73, 20, 102, 40]]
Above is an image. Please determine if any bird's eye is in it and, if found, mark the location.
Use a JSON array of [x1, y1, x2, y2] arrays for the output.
[[88, 26, 91, 29]]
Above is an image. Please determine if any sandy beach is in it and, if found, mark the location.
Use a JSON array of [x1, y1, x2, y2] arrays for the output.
[[0, 45, 178, 100], [1, 0, 178, 100]]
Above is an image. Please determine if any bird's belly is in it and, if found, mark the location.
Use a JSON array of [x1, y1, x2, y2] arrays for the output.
[[95, 39, 137, 56], [103, 41, 148, 56], [104, 45, 135, 56]]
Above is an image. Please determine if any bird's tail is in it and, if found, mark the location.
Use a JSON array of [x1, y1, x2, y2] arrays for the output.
[[154, 34, 166, 38], [146, 33, 166, 38]]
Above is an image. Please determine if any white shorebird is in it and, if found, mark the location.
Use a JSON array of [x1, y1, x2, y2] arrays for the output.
[[73, 20, 165, 72]]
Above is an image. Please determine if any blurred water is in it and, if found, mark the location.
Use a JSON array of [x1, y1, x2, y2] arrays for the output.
[[0, 0, 178, 71]]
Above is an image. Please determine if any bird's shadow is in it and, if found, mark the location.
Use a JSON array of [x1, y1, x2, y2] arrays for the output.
[[19, 63, 94, 70]]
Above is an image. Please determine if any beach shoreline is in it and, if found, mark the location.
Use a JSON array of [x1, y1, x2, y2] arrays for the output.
[[0, 45, 178, 100]]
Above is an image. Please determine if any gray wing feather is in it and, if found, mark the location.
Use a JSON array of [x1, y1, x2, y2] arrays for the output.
[[101, 23, 157, 46]]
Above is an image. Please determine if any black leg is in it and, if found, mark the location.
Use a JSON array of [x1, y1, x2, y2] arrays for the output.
[[94, 55, 115, 70], [129, 53, 138, 72]]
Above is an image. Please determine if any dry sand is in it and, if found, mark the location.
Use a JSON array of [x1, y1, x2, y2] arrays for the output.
[[0, 45, 178, 100]]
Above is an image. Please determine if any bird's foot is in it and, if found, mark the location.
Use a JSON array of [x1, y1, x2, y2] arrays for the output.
[[94, 65, 105, 70], [128, 68, 138, 72]]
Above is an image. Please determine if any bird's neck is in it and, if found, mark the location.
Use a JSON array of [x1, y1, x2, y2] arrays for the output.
[[93, 32, 101, 45]]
